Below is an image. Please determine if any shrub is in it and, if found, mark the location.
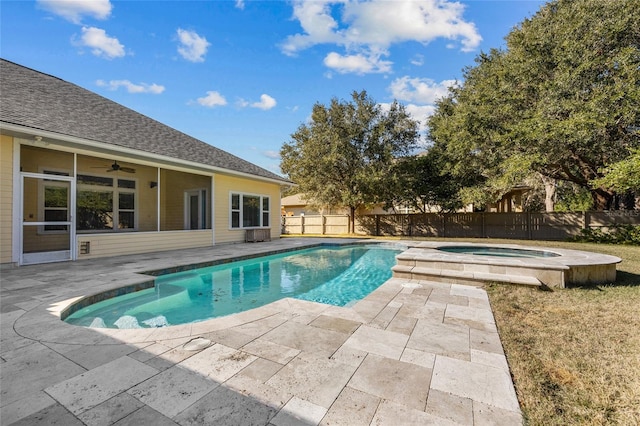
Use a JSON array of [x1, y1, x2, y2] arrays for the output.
[[573, 225, 640, 245]]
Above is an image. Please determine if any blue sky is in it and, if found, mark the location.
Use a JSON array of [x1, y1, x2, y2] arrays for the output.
[[1, 0, 543, 175]]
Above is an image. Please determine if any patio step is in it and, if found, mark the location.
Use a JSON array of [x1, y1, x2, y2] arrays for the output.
[[391, 265, 542, 287]]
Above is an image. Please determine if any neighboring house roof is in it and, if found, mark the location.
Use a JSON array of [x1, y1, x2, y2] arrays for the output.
[[281, 193, 311, 207], [0, 59, 291, 184]]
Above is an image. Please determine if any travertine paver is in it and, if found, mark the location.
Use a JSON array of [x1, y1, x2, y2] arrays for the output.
[[0, 238, 523, 425]]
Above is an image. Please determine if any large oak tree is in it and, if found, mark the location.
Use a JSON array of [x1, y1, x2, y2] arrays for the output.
[[280, 90, 419, 232], [428, 0, 640, 210]]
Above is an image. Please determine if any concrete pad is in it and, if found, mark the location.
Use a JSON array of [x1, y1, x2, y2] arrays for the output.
[[238, 357, 284, 382], [342, 325, 408, 360], [425, 389, 473, 425], [271, 396, 327, 426], [471, 349, 510, 372], [225, 374, 292, 409], [44, 356, 159, 415], [8, 402, 85, 426], [431, 356, 520, 413], [470, 328, 505, 355], [260, 321, 349, 358], [371, 399, 460, 426], [473, 400, 523, 425], [173, 385, 278, 425], [0, 391, 56, 425], [407, 320, 470, 360], [397, 301, 446, 323], [202, 328, 256, 349], [77, 393, 144, 426], [309, 315, 361, 334], [320, 387, 380, 426], [127, 365, 219, 418], [444, 304, 496, 331], [242, 338, 301, 364], [179, 344, 256, 382], [112, 405, 179, 426], [385, 314, 417, 335], [450, 284, 489, 301], [266, 352, 358, 409], [400, 347, 436, 369], [348, 354, 431, 411], [1, 347, 87, 407], [45, 343, 138, 370]]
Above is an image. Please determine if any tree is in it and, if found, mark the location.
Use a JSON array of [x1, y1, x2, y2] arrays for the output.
[[383, 147, 470, 213], [592, 148, 640, 192], [280, 90, 419, 232], [428, 0, 640, 210]]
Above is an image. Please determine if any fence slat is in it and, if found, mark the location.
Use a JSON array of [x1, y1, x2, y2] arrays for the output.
[[282, 212, 639, 240]]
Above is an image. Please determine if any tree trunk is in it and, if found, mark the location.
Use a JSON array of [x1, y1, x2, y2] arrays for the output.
[[540, 174, 557, 212], [591, 187, 614, 210]]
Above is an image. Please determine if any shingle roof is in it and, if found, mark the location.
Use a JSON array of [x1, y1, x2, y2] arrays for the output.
[[0, 59, 290, 183]]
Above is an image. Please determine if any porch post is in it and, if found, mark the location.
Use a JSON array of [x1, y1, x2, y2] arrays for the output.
[[156, 167, 161, 232]]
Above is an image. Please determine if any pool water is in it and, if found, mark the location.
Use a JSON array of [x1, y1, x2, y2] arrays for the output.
[[65, 244, 402, 329], [436, 246, 560, 258]]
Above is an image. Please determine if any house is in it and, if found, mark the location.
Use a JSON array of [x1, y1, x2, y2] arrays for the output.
[[0, 59, 292, 266]]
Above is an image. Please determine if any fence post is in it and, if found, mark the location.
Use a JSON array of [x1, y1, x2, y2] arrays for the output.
[[442, 214, 447, 238], [527, 212, 532, 240], [481, 212, 486, 238], [584, 211, 590, 230], [301, 215, 305, 235]]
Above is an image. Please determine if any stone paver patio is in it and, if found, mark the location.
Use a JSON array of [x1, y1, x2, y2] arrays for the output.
[[1, 238, 522, 425]]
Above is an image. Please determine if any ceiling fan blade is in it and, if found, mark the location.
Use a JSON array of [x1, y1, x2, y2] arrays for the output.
[[120, 167, 136, 173]]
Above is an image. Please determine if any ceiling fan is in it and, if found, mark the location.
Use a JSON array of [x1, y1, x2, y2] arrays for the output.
[[93, 161, 136, 173]]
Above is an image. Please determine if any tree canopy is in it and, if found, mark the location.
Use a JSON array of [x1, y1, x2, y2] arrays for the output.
[[428, 0, 640, 210], [280, 90, 419, 231]]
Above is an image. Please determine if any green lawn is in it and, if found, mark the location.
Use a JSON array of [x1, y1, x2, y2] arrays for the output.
[[482, 240, 640, 425]]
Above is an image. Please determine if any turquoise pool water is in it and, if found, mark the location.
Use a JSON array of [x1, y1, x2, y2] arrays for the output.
[[436, 246, 560, 258], [65, 244, 403, 329]]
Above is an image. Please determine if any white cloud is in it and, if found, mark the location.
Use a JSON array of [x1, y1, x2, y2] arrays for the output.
[[323, 51, 392, 75], [389, 76, 457, 104], [410, 54, 425, 66], [251, 94, 277, 110], [235, 0, 245, 10], [37, 0, 112, 24], [263, 150, 280, 160], [77, 26, 125, 59], [281, 0, 481, 74], [197, 91, 227, 107], [96, 79, 165, 94], [176, 28, 210, 62]]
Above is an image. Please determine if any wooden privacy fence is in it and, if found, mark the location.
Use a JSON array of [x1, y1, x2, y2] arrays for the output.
[[282, 211, 640, 240]]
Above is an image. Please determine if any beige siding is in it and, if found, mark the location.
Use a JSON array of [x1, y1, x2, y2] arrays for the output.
[[77, 230, 213, 259], [0, 135, 14, 264], [214, 174, 282, 244]]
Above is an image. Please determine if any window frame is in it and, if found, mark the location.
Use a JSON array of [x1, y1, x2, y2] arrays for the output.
[[229, 192, 270, 230], [76, 173, 138, 233], [37, 169, 71, 235]]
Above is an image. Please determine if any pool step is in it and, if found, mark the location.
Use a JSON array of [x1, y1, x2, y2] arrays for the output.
[[391, 264, 542, 287]]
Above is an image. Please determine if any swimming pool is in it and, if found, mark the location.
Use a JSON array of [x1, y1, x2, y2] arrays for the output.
[[64, 244, 403, 329], [436, 246, 560, 258]]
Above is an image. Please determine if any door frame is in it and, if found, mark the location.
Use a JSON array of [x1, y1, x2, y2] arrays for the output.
[[19, 171, 76, 265]]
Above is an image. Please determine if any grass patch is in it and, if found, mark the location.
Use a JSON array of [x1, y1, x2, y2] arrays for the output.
[[483, 241, 640, 425]]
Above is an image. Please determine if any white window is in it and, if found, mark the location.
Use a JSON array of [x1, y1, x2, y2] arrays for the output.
[[39, 170, 71, 233], [77, 174, 137, 232], [230, 193, 270, 229]]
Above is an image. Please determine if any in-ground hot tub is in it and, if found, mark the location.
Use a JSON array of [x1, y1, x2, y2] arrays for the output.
[[392, 242, 621, 288]]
